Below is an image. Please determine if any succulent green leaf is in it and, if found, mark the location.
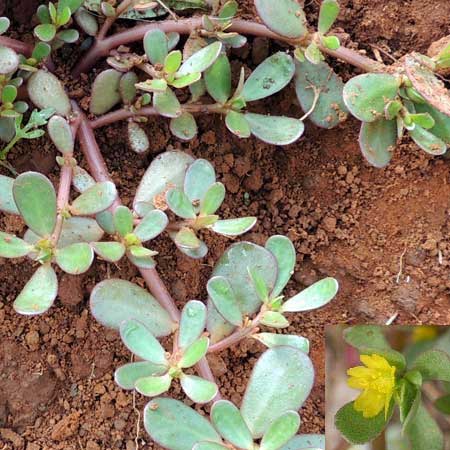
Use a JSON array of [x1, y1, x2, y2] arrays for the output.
[[115, 361, 167, 390], [434, 394, 450, 414], [335, 401, 394, 445], [0, 117, 15, 143], [2, 85, 17, 103], [171, 72, 201, 89], [207, 276, 243, 327], [254, 0, 307, 39], [166, 188, 196, 219], [241, 346, 314, 438], [410, 350, 450, 382], [184, 159, 216, 204], [253, 333, 310, 353], [415, 103, 450, 144], [294, 60, 348, 129], [242, 52, 295, 102], [248, 267, 269, 302], [318, 0, 339, 34], [95, 209, 115, 234], [245, 113, 304, 145], [47, 115, 74, 155], [74, 7, 98, 36], [127, 251, 156, 269], [281, 277, 339, 312], [0, 175, 19, 214], [90, 279, 174, 336], [70, 181, 117, 215], [120, 71, 138, 104], [204, 54, 231, 104], [0, 232, 32, 258], [260, 311, 289, 328], [260, 411, 300, 450], [211, 400, 253, 450], [13, 172, 57, 237], [404, 403, 443, 450], [225, 111, 251, 138], [129, 245, 157, 258], [90, 69, 122, 115], [167, 32, 180, 50], [178, 300, 206, 349], [128, 122, 150, 154], [154, 88, 182, 118], [57, 29, 79, 43], [136, 373, 172, 397], [343, 73, 400, 122], [0, 46, 19, 75], [144, 29, 169, 65], [211, 217, 256, 236], [190, 78, 206, 101], [55, 242, 94, 274], [72, 166, 96, 193], [178, 41, 222, 76], [0, 17, 10, 34], [398, 379, 420, 430], [144, 398, 221, 450], [120, 319, 168, 365], [14, 264, 58, 315], [200, 182, 225, 215], [279, 434, 325, 450], [193, 443, 228, 450], [113, 205, 134, 237], [343, 325, 389, 350], [177, 238, 208, 259], [170, 112, 197, 141], [136, 79, 167, 93], [134, 209, 168, 242], [164, 50, 182, 74], [92, 241, 125, 262], [179, 336, 209, 368], [265, 235, 295, 297], [27, 70, 71, 116], [34, 23, 56, 42], [180, 374, 218, 403], [359, 119, 397, 168], [134, 151, 194, 209], [410, 112, 435, 129], [409, 124, 447, 155], [37, 4, 51, 23]]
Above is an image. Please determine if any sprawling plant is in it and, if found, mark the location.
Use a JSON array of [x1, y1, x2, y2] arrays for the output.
[[335, 326, 450, 450]]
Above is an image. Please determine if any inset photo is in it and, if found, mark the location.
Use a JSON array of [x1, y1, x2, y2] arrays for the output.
[[326, 325, 450, 450]]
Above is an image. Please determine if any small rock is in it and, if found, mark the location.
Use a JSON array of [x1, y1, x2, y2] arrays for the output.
[[0, 428, 24, 448], [25, 330, 40, 350], [26, 443, 40, 450], [322, 216, 336, 233], [337, 165, 347, 176], [86, 441, 100, 450], [51, 412, 80, 441], [114, 418, 126, 431], [207, 354, 227, 377]]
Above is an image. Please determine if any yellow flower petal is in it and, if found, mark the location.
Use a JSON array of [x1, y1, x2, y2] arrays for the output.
[[354, 389, 385, 418]]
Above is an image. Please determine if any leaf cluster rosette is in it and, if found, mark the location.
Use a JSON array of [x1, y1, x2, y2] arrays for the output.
[[335, 325, 450, 450]]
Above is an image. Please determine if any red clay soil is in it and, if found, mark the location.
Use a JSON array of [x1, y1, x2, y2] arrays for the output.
[[1, 0, 450, 449]]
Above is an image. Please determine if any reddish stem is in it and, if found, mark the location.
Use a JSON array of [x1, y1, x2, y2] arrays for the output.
[[0, 35, 32, 55]]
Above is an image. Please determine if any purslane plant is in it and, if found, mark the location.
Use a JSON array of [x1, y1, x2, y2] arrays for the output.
[[335, 326, 450, 450]]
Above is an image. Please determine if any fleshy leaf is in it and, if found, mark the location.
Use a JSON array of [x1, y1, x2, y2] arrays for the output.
[[13, 172, 57, 237], [260, 411, 300, 450], [260, 311, 289, 328], [281, 277, 339, 312], [241, 346, 314, 438], [74, 7, 98, 36], [211, 400, 254, 450], [225, 111, 251, 138], [70, 181, 117, 215], [204, 54, 231, 104], [134, 210, 168, 242], [207, 276, 243, 327], [120, 319, 168, 365], [410, 350, 450, 382], [294, 60, 348, 129], [55, 242, 94, 274], [48, 115, 74, 155], [245, 113, 304, 145], [359, 119, 397, 168], [265, 235, 295, 297], [415, 103, 450, 144], [343, 73, 400, 122], [170, 112, 197, 141], [14, 264, 58, 315], [343, 325, 389, 350], [0, 46, 19, 75], [335, 401, 394, 445], [254, 0, 307, 39], [178, 300, 206, 349], [279, 434, 325, 450], [435, 394, 450, 414], [144, 29, 168, 65], [27, 70, 71, 116], [176, 238, 208, 259], [72, 166, 96, 193], [404, 403, 443, 450], [179, 336, 209, 368], [211, 217, 256, 236], [166, 188, 196, 219], [409, 124, 447, 155], [0, 175, 19, 214], [184, 159, 216, 204], [128, 122, 150, 154], [92, 241, 125, 262], [252, 333, 309, 353], [178, 41, 222, 76], [242, 52, 295, 102], [115, 361, 167, 390], [200, 182, 225, 215], [34, 23, 56, 41], [128, 251, 156, 269], [144, 398, 221, 450], [90, 279, 174, 336], [193, 443, 228, 450], [120, 72, 138, 104], [248, 267, 269, 302], [95, 210, 115, 234], [90, 69, 122, 115], [318, 0, 340, 34], [154, 88, 182, 118], [136, 373, 172, 397], [180, 374, 218, 403], [113, 205, 134, 237], [0, 232, 32, 258]]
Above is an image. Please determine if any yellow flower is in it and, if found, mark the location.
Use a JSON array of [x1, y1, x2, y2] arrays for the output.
[[347, 354, 396, 419], [412, 325, 438, 342]]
